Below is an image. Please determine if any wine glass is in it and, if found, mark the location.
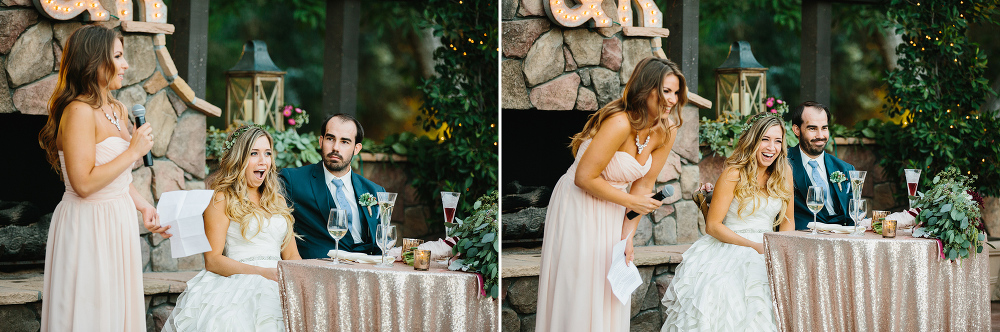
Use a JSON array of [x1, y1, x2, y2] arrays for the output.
[[375, 224, 397, 268], [441, 191, 461, 236], [376, 192, 398, 226], [326, 209, 349, 264], [807, 186, 825, 235], [848, 199, 868, 236], [904, 169, 921, 209], [848, 170, 867, 202]]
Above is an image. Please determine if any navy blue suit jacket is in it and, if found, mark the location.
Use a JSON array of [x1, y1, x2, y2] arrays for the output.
[[279, 163, 385, 259], [788, 145, 855, 230]]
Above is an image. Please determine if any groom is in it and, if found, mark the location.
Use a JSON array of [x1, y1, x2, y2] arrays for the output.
[[279, 114, 385, 258], [788, 102, 856, 230]]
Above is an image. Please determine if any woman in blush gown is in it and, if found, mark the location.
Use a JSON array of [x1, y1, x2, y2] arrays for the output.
[[37, 25, 170, 332], [162, 126, 301, 332], [534, 57, 688, 332], [660, 114, 795, 331]]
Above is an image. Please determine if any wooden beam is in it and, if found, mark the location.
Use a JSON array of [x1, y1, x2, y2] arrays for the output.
[[688, 92, 712, 109], [171, 0, 209, 98], [663, 0, 700, 94], [121, 21, 175, 34], [622, 27, 670, 38], [801, 0, 832, 106], [322, 0, 361, 117], [189, 98, 222, 117]]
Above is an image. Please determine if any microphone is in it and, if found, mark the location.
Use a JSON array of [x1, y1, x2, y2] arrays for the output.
[[626, 185, 674, 220], [131, 104, 154, 167]]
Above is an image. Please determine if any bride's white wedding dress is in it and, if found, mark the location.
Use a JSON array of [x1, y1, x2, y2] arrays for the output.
[[660, 196, 780, 331], [162, 215, 288, 332]]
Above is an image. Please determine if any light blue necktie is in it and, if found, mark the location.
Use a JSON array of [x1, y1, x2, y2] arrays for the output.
[[331, 179, 359, 242], [808, 160, 835, 214]]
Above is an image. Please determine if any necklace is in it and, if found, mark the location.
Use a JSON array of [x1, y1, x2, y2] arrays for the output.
[[635, 130, 650, 154], [102, 106, 121, 131]]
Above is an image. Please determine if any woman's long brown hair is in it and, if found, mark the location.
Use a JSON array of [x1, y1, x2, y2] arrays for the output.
[[37, 25, 123, 176], [570, 57, 688, 155]]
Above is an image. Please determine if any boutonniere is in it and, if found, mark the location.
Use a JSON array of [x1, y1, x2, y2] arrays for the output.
[[358, 193, 377, 214], [829, 171, 847, 191]]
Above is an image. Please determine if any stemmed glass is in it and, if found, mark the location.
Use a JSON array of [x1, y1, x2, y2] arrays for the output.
[[376, 192, 398, 226], [375, 224, 397, 268], [849, 199, 868, 236], [441, 191, 461, 236], [807, 186, 825, 235], [904, 169, 921, 209], [326, 209, 349, 264], [848, 170, 867, 202]]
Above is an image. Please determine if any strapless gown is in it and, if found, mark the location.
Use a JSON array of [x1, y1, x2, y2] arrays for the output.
[[161, 215, 289, 332], [535, 139, 652, 332], [660, 196, 782, 331], [42, 137, 145, 332]]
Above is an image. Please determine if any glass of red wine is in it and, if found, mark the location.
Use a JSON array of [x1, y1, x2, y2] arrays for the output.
[[441, 192, 461, 236], [904, 169, 921, 210]]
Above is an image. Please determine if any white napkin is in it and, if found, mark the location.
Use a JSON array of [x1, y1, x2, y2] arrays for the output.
[[807, 222, 857, 234], [886, 211, 917, 228], [356, 255, 396, 264], [417, 239, 455, 260], [327, 249, 372, 262]]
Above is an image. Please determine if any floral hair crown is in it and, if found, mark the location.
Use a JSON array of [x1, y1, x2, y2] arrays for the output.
[[223, 124, 265, 152], [741, 112, 779, 133]]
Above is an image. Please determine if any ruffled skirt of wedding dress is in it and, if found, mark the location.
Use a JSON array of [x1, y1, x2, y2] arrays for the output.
[[161, 259, 284, 332], [660, 234, 777, 332]]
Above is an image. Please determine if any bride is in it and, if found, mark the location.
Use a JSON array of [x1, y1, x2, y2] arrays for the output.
[[660, 114, 794, 331], [162, 125, 301, 331]]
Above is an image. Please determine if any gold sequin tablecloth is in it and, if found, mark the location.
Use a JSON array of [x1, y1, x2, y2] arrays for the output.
[[763, 231, 989, 332], [277, 259, 498, 332]]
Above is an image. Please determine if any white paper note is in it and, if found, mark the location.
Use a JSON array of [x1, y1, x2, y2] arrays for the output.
[[156, 190, 215, 258], [607, 231, 643, 305]]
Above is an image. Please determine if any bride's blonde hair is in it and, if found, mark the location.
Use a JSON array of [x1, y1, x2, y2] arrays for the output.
[[725, 115, 793, 226], [570, 57, 687, 155], [212, 126, 296, 249]]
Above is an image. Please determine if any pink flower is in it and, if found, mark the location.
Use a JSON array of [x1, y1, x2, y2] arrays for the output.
[[777, 99, 784, 104], [766, 99, 774, 107], [288, 119, 296, 125], [770, 109, 777, 113], [295, 108, 302, 113], [283, 109, 292, 117], [284, 105, 292, 112]]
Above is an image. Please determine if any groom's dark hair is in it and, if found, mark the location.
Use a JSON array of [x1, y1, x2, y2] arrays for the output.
[[790, 101, 831, 127], [321, 113, 365, 144]]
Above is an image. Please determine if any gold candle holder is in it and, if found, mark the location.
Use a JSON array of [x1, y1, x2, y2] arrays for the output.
[[872, 210, 890, 235], [402, 238, 424, 256], [413, 249, 431, 271], [883, 218, 897, 238]]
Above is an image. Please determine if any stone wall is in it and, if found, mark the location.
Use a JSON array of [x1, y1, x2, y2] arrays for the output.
[[0, 3, 219, 272], [501, 0, 706, 247]]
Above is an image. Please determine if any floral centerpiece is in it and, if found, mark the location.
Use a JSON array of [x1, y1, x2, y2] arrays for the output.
[[911, 167, 989, 261], [448, 190, 499, 298]]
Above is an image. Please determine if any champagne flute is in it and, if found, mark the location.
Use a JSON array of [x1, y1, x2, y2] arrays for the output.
[[441, 191, 461, 236], [848, 170, 867, 202], [375, 224, 397, 268], [376, 192, 398, 226], [807, 186, 825, 235], [848, 199, 867, 236], [904, 169, 921, 210], [326, 209, 349, 264]]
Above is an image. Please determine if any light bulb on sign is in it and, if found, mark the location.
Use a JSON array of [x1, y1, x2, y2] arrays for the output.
[[546, 0, 608, 27]]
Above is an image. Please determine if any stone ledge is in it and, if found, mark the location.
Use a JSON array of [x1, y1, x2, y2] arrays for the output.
[[0, 271, 198, 305], [501, 244, 690, 278]]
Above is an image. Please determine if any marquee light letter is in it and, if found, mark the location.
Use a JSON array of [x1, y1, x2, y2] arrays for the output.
[[34, 0, 111, 21], [543, 0, 612, 28], [137, 0, 168, 23], [618, 0, 663, 28]]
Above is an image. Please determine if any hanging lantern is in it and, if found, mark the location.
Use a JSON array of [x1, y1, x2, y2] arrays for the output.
[[225, 40, 286, 130], [714, 41, 768, 119]]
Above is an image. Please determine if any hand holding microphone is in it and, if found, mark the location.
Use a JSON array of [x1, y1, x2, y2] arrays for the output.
[[130, 104, 154, 167], [626, 185, 674, 220]]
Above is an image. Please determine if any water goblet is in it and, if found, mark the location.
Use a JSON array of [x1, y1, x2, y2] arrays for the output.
[[375, 224, 397, 268], [326, 209, 349, 264], [848, 199, 868, 236], [807, 186, 825, 235]]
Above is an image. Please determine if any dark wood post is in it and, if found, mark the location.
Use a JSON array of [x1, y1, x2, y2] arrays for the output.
[[170, 0, 210, 98], [663, 0, 700, 94], [322, 0, 361, 117], [801, 0, 832, 106]]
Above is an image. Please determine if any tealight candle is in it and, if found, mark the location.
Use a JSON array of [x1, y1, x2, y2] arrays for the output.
[[413, 250, 431, 271], [883, 218, 897, 238]]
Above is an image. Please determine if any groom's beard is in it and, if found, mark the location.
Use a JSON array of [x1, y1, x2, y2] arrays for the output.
[[801, 138, 828, 156], [323, 152, 353, 173]]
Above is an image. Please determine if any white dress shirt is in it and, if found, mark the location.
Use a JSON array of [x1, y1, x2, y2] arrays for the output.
[[800, 149, 837, 215], [323, 167, 363, 243]]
